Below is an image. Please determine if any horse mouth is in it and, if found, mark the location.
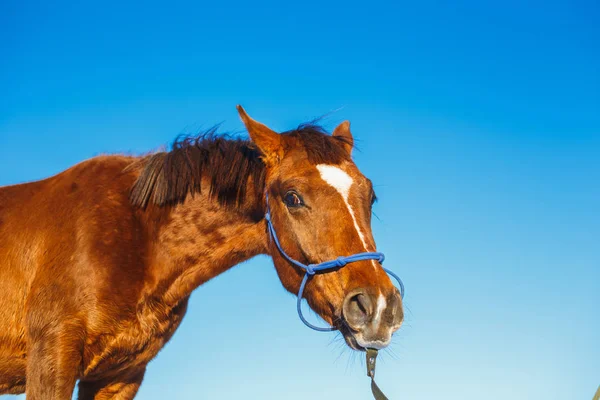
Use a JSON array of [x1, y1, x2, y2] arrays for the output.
[[344, 333, 366, 351], [338, 321, 392, 351], [338, 323, 366, 351]]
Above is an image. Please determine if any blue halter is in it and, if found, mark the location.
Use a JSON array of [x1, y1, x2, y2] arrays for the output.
[[264, 194, 405, 332]]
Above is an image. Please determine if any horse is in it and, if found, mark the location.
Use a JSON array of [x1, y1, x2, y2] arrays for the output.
[[0, 106, 404, 399]]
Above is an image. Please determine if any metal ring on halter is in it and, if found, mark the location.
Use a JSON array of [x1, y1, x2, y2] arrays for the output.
[[265, 193, 405, 332]]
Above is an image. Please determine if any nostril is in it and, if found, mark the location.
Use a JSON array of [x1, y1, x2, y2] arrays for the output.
[[342, 290, 374, 331], [352, 293, 368, 315], [388, 290, 404, 326]]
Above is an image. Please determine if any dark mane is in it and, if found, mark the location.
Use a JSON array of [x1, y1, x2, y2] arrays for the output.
[[129, 123, 352, 209]]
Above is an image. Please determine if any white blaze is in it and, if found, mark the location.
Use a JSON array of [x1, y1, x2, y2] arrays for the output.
[[317, 164, 388, 341], [316, 164, 376, 270], [373, 293, 386, 325]]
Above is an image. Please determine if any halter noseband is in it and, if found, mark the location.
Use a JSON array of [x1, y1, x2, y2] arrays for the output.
[[264, 194, 405, 332]]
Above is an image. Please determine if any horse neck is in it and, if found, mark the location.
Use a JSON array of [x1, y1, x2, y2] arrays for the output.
[[145, 193, 268, 306]]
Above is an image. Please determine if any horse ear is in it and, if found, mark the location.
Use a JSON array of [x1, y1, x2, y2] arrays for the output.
[[332, 120, 354, 155], [237, 105, 283, 164]]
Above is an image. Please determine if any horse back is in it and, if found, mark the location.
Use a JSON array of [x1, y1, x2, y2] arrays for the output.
[[0, 155, 145, 353]]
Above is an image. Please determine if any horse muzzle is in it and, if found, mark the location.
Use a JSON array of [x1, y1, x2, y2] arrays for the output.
[[341, 287, 403, 350]]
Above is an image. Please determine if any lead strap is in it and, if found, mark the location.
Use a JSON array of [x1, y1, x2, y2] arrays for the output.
[[366, 348, 389, 400]]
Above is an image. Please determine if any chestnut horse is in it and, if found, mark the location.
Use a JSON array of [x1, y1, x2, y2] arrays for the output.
[[0, 106, 403, 399]]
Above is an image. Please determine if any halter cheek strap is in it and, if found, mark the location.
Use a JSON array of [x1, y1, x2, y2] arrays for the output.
[[264, 194, 405, 332]]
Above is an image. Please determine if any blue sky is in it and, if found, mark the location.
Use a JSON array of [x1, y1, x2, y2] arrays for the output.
[[1, 1, 599, 399]]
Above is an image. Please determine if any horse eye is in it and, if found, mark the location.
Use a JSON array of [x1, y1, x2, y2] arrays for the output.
[[371, 191, 378, 206], [284, 191, 304, 208]]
